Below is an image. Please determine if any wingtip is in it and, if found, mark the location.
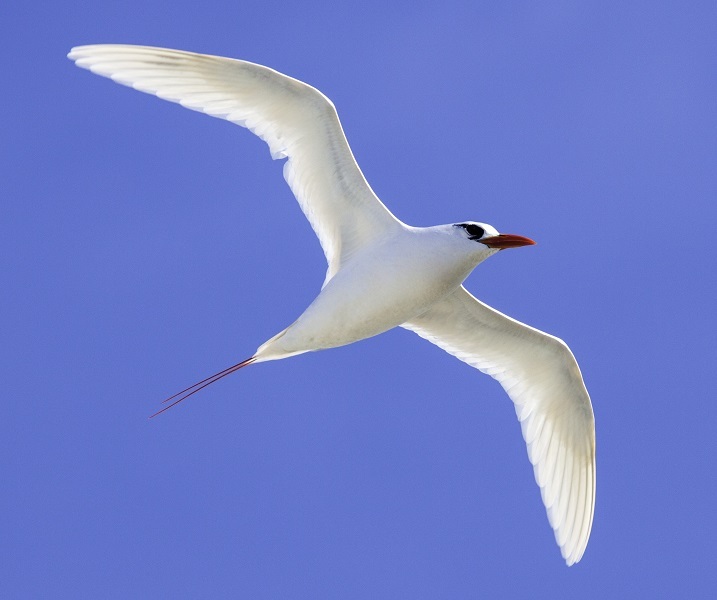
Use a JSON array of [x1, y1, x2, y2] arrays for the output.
[[563, 544, 583, 566], [67, 45, 93, 63], [67, 44, 120, 61]]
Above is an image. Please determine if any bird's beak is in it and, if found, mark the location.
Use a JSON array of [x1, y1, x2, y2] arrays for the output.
[[480, 234, 536, 249]]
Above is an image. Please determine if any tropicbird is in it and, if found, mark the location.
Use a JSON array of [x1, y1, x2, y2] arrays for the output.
[[68, 45, 595, 565]]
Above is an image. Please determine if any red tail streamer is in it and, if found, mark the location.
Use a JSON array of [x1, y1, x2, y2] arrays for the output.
[[150, 357, 257, 418]]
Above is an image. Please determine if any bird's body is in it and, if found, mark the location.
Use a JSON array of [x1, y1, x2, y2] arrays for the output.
[[259, 224, 495, 360], [69, 44, 595, 566]]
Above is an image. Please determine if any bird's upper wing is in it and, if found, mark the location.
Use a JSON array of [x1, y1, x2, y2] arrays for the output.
[[68, 45, 402, 285], [402, 286, 595, 565]]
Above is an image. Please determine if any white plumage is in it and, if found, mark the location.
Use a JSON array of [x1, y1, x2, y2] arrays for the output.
[[69, 44, 596, 565]]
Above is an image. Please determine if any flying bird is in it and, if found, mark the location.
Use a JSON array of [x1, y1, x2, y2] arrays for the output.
[[68, 45, 595, 565]]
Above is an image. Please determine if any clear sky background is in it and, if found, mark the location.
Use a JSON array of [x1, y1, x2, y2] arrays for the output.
[[3, 1, 716, 598]]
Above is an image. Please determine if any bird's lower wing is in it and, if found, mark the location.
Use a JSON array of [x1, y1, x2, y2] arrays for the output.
[[402, 286, 595, 565], [68, 45, 402, 285]]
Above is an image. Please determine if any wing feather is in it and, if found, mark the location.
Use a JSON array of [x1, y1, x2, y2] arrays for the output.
[[403, 285, 595, 565], [68, 44, 402, 285]]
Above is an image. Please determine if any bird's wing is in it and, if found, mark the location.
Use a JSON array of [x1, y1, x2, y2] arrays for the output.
[[402, 285, 595, 565], [68, 45, 402, 286]]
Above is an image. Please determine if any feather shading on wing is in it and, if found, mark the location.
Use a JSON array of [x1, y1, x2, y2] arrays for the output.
[[403, 286, 595, 565]]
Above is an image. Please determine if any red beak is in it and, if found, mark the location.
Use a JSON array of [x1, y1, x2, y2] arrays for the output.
[[480, 234, 536, 249]]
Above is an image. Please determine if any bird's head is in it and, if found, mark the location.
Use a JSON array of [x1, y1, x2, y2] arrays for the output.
[[453, 222, 536, 252]]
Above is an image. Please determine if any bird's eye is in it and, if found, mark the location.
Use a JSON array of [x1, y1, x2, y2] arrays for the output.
[[464, 224, 485, 239]]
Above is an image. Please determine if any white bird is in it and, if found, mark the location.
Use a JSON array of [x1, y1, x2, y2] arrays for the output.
[[68, 45, 595, 565]]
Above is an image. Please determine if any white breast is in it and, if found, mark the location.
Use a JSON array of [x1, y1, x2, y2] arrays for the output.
[[261, 226, 485, 357]]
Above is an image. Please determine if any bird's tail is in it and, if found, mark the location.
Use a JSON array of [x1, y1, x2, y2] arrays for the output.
[[149, 356, 257, 418]]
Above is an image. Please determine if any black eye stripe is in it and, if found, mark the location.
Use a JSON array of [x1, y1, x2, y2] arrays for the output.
[[464, 224, 485, 239]]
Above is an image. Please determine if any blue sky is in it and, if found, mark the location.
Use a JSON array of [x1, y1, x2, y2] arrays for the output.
[[3, 1, 716, 597]]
